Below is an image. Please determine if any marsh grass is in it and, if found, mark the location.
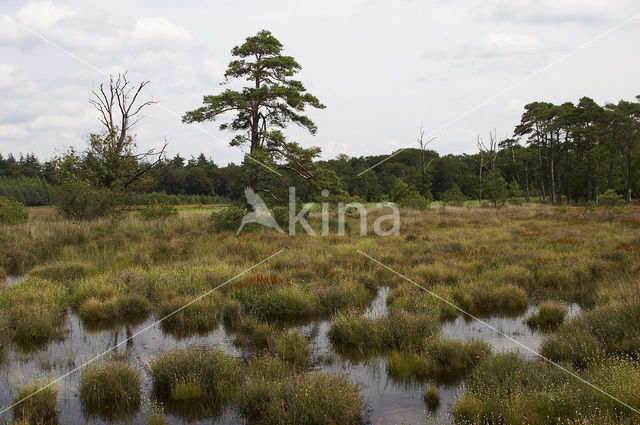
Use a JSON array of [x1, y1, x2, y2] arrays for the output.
[[0, 204, 639, 424], [231, 283, 320, 320], [328, 309, 439, 353], [423, 384, 440, 410], [156, 295, 221, 337], [273, 329, 309, 368], [541, 297, 640, 367], [149, 347, 242, 405], [30, 262, 98, 282], [13, 381, 58, 425], [240, 368, 365, 425], [526, 300, 567, 330], [454, 352, 640, 424], [79, 362, 141, 418], [386, 338, 490, 383], [0, 278, 67, 348]]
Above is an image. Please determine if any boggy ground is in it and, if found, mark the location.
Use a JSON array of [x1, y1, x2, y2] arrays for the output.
[[0, 204, 639, 424]]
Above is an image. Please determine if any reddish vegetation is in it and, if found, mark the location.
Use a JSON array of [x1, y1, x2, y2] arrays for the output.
[[613, 244, 634, 252], [447, 247, 501, 259], [555, 238, 584, 245], [233, 273, 281, 291], [520, 232, 549, 237]]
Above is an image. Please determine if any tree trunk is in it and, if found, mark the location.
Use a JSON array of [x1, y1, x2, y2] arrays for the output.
[[538, 147, 546, 201], [625, 143, 632, 203]]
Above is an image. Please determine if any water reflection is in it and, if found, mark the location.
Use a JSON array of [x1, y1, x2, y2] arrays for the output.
[[0, 285, 582, 425]]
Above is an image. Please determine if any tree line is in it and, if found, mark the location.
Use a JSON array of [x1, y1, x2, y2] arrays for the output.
[[1, 30, 638, 214]]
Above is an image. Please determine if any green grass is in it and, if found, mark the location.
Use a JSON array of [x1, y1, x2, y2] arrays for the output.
[[386, 338, 491, 382], [526, 300, 567, 329], [240, 370, 365, 425], [454, 352, 640, 424], [328, 309, 440, 353], [30, 261, 98, 282], [149, 347, 242, 405], [0, 204, 639, 424], [79, 362, 141, 418], [0, 278, 67, 348], [12, 381, 57, 425], [423, 384, 440, 410], [156, 295, 221, 337], [273, 329, 309, 368]]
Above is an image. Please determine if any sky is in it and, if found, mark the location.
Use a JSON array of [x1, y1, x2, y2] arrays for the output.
[[0, 0, 639, 166]]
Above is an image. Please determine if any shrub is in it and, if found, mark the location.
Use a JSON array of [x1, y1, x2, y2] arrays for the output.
[[526, 301, 567, 329], [484, 170, 508, 207], [79, 362, 141, 417], [240, 372, 365, 425], [0, 196, 28, 224], [149, 347, 242, 404], [139, 194, 178, 222], [507, 179, 525, 205], [273, 329, 309, 368], [13, 382, 57, 424], [441, 184, 465, 209], [599, 189, 625, 207], [52, 180, 123, 220], [210, 206, 245, 232]]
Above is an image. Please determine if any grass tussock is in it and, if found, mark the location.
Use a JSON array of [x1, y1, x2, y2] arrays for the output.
[[386, 338, 491, 382], [328, 309, 439, 353], [454, 352, 640, 424], [149, 347, 242, 405], [423, 384, 440, 410], [0, 278, 67, 347], [30, 262, 98, 282], [526, 300, 567, 330], [156, 294, 221, 337], [241, 361, 365, 425], [79, 362, 141, 418], [273, 329, 309, 368], [13, 382, 57, 425], [541, 297, 640, 368]]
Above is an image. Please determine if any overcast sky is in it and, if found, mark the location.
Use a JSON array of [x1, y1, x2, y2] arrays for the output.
[[0, 0, 638, 165]]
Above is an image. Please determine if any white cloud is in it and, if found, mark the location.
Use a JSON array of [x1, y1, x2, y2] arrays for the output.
[[473, 0, 633, 24], [0, 123, 28, 138], [17, 1, 74, 29], [0, 0, 637, 162], [131, 17, 193, 49], [424, 32, 543, 61]]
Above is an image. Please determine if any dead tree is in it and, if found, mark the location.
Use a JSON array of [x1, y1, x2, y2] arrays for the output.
[[88, 72, 166, 189], [476, 130, 499, 201], [417, 125, 436, 197]]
